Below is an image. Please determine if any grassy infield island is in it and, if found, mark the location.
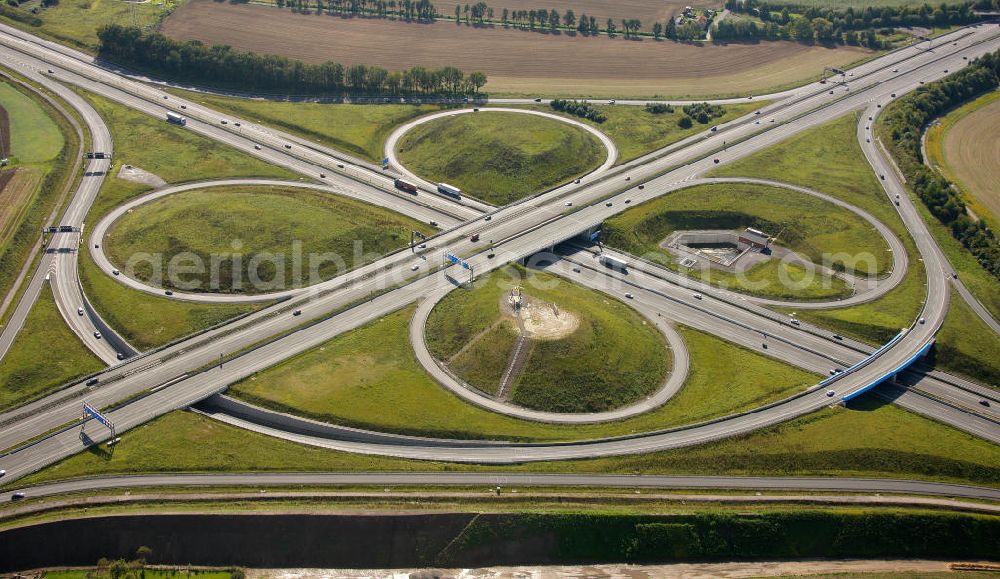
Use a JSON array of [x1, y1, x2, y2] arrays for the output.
[[423, 266, 670, 413], [230, 266, 818, 440], [602, 181, 892, 301], [711, 113, 1000, 386], [396, 112, 605, 205], [103, 185, 434, 294], [68, 90, 293, 349]]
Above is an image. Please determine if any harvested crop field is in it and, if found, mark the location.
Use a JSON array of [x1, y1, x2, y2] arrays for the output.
[[940, 91, 1000, 224], [160, 0, 871, 98]]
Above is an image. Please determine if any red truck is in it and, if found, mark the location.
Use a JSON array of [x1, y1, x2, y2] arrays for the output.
[[394, 179, 418, 194]]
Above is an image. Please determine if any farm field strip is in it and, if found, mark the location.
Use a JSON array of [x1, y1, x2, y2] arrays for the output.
[[934, 90, 1000, 227], [160, 0, 871, 99]]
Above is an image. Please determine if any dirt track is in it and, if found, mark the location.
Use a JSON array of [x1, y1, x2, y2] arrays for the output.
[[160, 0, 869, 98]]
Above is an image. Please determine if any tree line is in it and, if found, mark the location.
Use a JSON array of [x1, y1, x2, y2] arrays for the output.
[[881, 49, 1000, 281], [276, 0, 436, 20], [720, 0, 981, 46], [96, 24, 486, 96], [550, 99, 606, 123]]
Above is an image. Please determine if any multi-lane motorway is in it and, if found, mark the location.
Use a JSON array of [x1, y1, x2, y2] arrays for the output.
[[0, 21, 999, 487]]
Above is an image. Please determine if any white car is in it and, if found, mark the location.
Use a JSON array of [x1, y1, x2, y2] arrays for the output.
[[78, 306, 85, 316], [94, 331, 102, 340], [826, 390, 836, 397], [411, 264, 420, 271], [0, 469, 6, 477], [693, 293, 702, 300], [624, 293, 633, 299]]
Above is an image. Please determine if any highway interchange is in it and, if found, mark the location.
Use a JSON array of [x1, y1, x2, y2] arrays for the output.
[[1, 21, 999, 497]]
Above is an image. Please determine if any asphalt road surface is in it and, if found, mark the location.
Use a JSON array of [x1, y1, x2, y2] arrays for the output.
[[0, 23, 997, 481]]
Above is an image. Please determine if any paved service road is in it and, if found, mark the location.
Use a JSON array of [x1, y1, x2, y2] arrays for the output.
[[7, 473, 1000, 503]]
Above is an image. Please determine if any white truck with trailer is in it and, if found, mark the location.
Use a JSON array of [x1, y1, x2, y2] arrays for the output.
[[166, 112, 187, 126], [436, 183, 462, 199], [599, 254, 628, 271]]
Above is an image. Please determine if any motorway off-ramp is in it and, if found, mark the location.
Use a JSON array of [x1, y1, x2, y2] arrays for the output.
[[0, 24, 998, 480]]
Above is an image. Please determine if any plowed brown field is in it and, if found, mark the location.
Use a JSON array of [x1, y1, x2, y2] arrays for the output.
[[942, 93, 1000, 223], [160, 0, 870, 98]]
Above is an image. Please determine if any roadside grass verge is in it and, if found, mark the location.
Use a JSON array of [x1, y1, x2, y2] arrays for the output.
[[396, 112, 605, 205], [710, 112, 904, 239], [103, 185, 434, 294], [166, 88, 449, 164], [930, 296, 1000, 388], [0, 285, 103, 410], [79, 248, 263, 351], [229, 294, 815, 440], [74, 88, 297, 220], [515, 101, 767, 164], [602, 182, 887, 300], [18, 391, 1000, 488], [425, 266, 670, 413]]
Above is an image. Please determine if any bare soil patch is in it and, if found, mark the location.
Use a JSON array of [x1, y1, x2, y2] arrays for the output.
[[519, 296, 579, 340], [117, 163, 167, 187], [942, 94, 1000, 223], [160, 0, 870, 98]]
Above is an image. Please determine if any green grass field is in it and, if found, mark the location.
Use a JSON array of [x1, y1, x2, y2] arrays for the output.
[[0, 285, 103, 410], [425, 266, 670, 413], [231, 291, 818, 440], [19, 390, 1000, 488], [1, 0, 180, 51], [76, 88, 297, 221], [0, 82, 63, 164], [104, 185, 434, 294], [708, 112, 930, 345], [396, 112, 605, 205], [78, 248, 263, 351], [711, 112, 903, 240], [932, 295, 1000, 388], [0, 76, 77, 331], [519, 101, 767, 164], [168, 88, 449, 164], [45, 572, 229, 579], [601, 181, 889, 300]]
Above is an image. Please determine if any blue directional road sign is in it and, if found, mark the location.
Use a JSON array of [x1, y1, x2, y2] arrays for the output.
[[83, 402, 114, 431], [446, 253, 472, 270]]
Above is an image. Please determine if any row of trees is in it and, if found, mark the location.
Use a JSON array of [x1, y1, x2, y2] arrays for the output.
[[97, 24, 487, 95], [275, 0, 435, 19], [713, 15, 885, 48], [723, 0, 981, 44], [550, 99, 606, 123], [881, 49, 1000, 281]]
